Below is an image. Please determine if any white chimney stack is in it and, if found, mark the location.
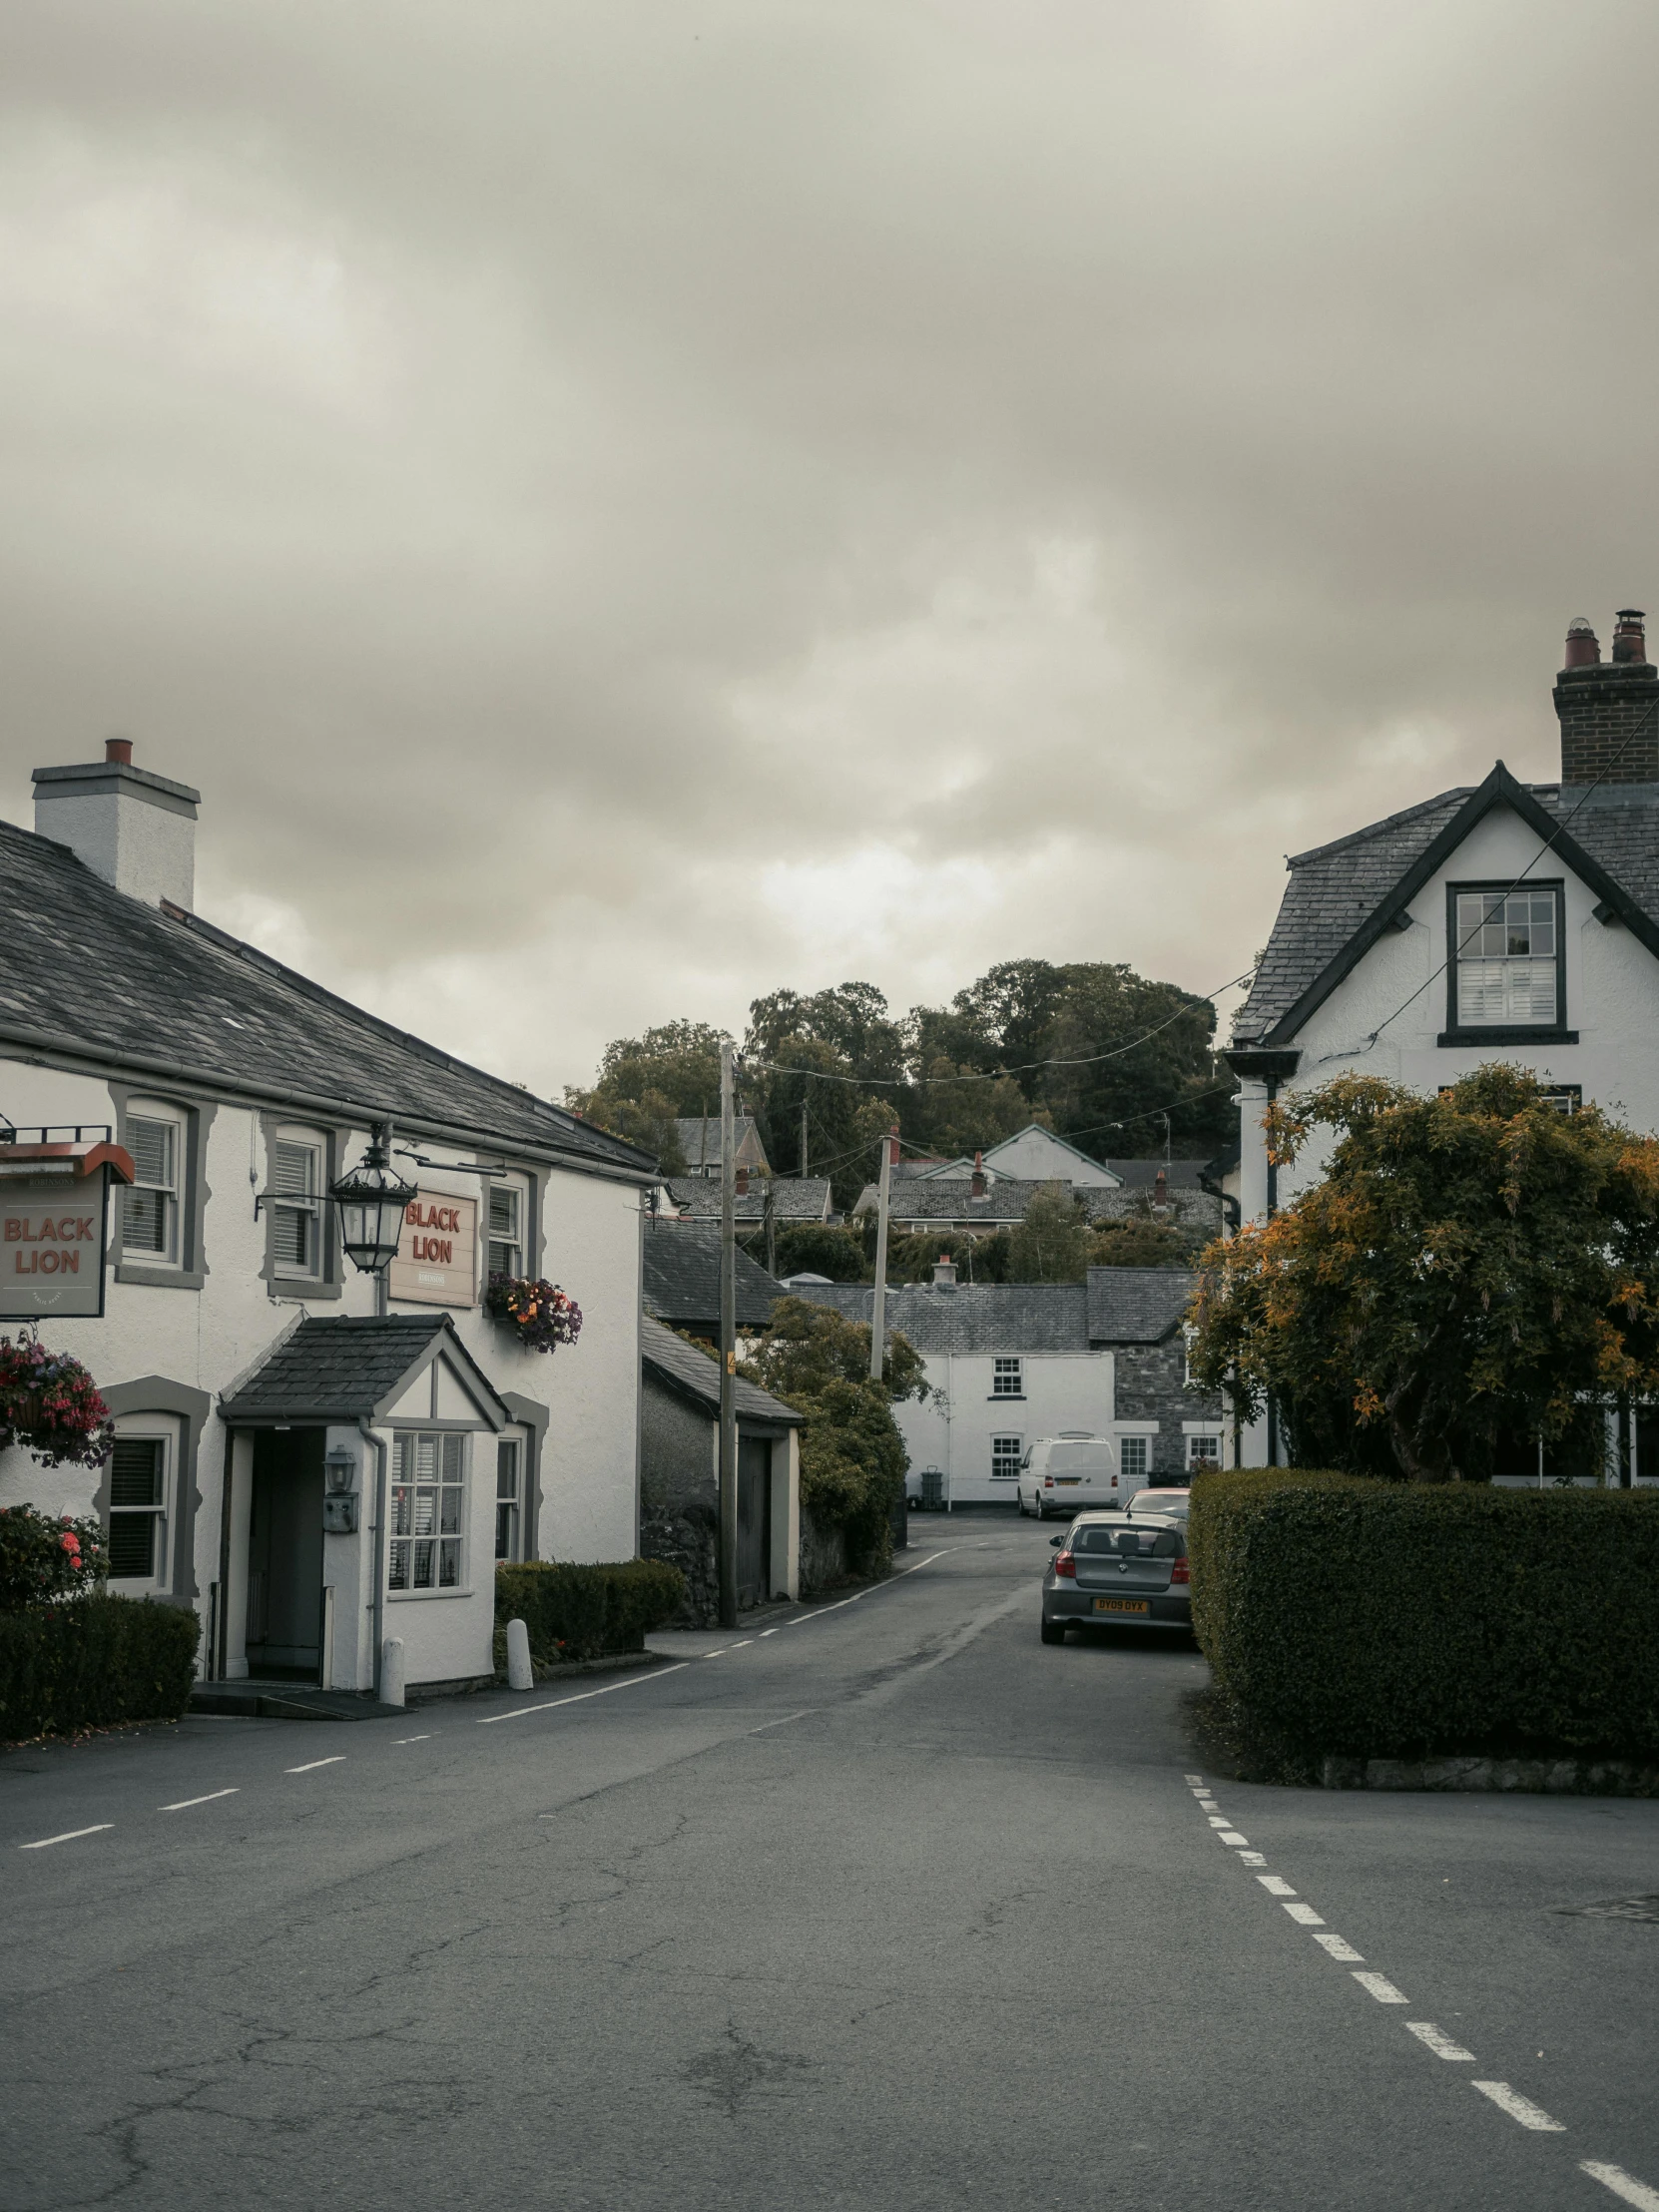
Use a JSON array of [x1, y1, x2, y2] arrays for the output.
[[32, 738, 200, 910]]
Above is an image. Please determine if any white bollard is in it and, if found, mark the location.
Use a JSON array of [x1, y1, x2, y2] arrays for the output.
[[506, 1617, 533, 1692], [380, 1636, 405, 1709]]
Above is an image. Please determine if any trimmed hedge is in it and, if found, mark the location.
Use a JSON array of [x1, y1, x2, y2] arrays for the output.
[[0, 1594, 201, 1742], [1189, 1469, 1659, 1759], [495, 1559, 686, 1664]]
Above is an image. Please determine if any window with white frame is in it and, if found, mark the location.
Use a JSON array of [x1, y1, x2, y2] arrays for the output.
[[992, 1357, 1023, 1398], [1183, 1325, 1197, 1387], [1451, 886, 1563, 1029], [990, 1434, 1022, 1480], [487, 1180, 525, 1281], [107, 1427, 171, 1586], [1188, 1434, 1221, 1469], [389, 1432, 467, 1591], [495, 1433, 524, 1559], [1119, 1435, 1150, 1484], [270, 1128, 324, 1281], [124, 1106, 184, 1265]]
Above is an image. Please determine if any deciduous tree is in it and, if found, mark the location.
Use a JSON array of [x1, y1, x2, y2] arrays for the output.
[[1190, 1067, 1659, 1482]]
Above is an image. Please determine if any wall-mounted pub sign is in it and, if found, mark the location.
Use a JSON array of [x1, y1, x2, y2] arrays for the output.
[[387, 1190, 478, 1309], [0, 1139, 135, 1321]]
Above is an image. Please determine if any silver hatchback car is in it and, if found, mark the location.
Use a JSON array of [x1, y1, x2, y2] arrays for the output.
[[1040, 1512, 1191, 1641]]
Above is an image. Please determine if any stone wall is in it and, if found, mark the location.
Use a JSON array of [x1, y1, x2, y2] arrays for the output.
[[799, 1506, 847, 1595], [1114, 1334, 1225, 1484]]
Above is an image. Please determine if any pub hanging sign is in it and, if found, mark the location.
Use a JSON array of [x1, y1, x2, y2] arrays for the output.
[[387, 1189, 479, 1310], [0, 1140, 134, 1322]]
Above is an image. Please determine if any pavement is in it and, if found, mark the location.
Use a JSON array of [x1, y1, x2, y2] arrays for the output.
[[4, 1519, 1659, 2211]]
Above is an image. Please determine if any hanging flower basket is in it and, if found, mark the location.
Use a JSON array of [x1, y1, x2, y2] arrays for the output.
[[0, 1335, 114, 1469], [484, 1275, 583, 1356]]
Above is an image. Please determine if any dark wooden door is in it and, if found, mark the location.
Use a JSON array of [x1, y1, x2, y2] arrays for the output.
[[737, 1435, 773, 1610], [246, 1428, 325, 1679]]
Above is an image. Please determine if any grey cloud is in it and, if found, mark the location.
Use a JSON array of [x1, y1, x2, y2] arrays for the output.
[[1, 0, 1655, 1088]]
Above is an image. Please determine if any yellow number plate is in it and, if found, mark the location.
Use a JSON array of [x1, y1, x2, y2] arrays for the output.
[[1094, 1597, 1149, 1615]]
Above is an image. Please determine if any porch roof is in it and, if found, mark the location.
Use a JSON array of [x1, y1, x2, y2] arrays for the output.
[[219, 1314, 509, 1427], [641, 1316, 804, 1427]]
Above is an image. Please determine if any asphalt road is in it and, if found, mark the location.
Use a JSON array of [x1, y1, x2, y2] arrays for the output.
[[5, 1517, 1659, 2212]]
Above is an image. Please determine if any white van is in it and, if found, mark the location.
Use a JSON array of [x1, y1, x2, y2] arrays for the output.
[[1017, 1433, 1130, 1520]]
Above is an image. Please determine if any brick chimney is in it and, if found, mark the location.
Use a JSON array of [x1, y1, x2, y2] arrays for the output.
[[32, 738, 200, 908], [1555, 611, 1659, 786], [735, 1166, 750, 1198], [970, 1151, 986, 1200], [931, 1256, 958, 1287], [1154, 1167, 1169, 1210]]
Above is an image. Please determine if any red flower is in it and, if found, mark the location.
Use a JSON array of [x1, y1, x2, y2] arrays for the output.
[[60, 1532, 80, 1555]]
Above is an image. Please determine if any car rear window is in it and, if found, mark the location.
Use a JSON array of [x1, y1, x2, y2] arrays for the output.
[[1072, 1525, 1185, 1558]]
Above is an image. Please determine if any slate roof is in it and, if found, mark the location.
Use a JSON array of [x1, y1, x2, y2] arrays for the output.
[[789, 1281, 1092, 1353], [663, 1176, 833, 1223], [1084, 1268, 1199, 1345], [1233, 768, 1659, 1045], [850, 1179, 1118, 1225], [0, 816, 653, 1178], [218, 1315, 509, 1425], [640, 1315, 805, 1426], [673, 1115, 768, 1172], [1102, 1159, 1212, 1190], [642, 1223, 785, 1331]]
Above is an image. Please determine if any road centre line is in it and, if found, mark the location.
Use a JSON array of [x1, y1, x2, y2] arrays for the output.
[[1583, 2162, 1659, 2210], [1283, 1903, 1326, 1927], [1218, 1831, 1249, 1846], [1313, 1932, 1365, 1961], [786, 1550, 951, 1623], [1354, 1972, 1409, 2004], [161, 1789, 239, 1811], [285, 1757, 345, 1774], [477, 1662, 690, 1724], [746, 1710, 814, 1735], [18, 1825, 113, 1851], [1472, 2082, 1565, 2132], [1258, 1876, 1297, 1897], [393, 1736, 431, 1744], [1405, 2022, 1474, 2062]]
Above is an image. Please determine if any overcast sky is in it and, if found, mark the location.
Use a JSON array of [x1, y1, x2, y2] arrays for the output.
[[2, 1, 1655, 1096]]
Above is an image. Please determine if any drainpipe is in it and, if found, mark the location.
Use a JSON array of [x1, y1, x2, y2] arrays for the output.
[[359, 1419, 388, 1697]]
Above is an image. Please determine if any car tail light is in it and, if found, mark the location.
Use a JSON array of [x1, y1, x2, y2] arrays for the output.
[[1044, 1476, 1054, 1488], [1170, 1556, 1190, 1584], [1053, 1550, 1075, 1578]]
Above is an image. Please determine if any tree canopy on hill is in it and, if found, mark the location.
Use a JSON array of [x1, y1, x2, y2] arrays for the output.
[[568, 958, 1233, 1206]]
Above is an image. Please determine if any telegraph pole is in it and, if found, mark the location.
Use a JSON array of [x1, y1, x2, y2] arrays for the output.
[[718, 1041, 739, 1628], [868, 1124, 896, 1384], [800, 1097, 809, 1179]]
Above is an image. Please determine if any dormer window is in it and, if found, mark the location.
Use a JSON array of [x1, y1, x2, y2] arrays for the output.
[[1444, 883, 1569, 1041]]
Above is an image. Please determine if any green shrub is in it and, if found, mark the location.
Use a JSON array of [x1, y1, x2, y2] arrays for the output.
[[495, 1558, 686, 1664], [0, 1594, 201, 1742], [1189, 1469, 1659, 1759]]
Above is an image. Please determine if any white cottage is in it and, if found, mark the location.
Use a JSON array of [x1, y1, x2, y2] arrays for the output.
[[1227, 608, 1659, 1471], [0, 740, 656, 1699]]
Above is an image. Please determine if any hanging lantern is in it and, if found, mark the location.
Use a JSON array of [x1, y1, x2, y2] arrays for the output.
[[330, 1124, 416, 1276]]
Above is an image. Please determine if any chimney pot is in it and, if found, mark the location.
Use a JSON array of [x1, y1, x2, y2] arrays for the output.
[[1613, 608, 1649, 665], [104, 736, 134, 766], [1555, 606, 1659, 786], [970, 1150, 986, 1200]]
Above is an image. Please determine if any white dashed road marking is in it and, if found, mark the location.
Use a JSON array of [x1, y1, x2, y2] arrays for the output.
[[285, 1757, 345, 1774], [1353, 1972, 1409, 2004], [1283, 1902, 1326, 1927], [1582, 2162, 1659, 2209], [393, 1736, 431, 1745], [1218, 1830, 1249, 1846], [477, 1662, 691, 1724], [18, 1825, 113, 1851], [1237, 1851, 1267, 1866], [1258, 1876, 1297, 1897], [1404, 2022, 1474, 2061], [1471, 2082, 1565, 2132], [161, 1789, 239, 1811], [1312, 1933, 1365, 1962]]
